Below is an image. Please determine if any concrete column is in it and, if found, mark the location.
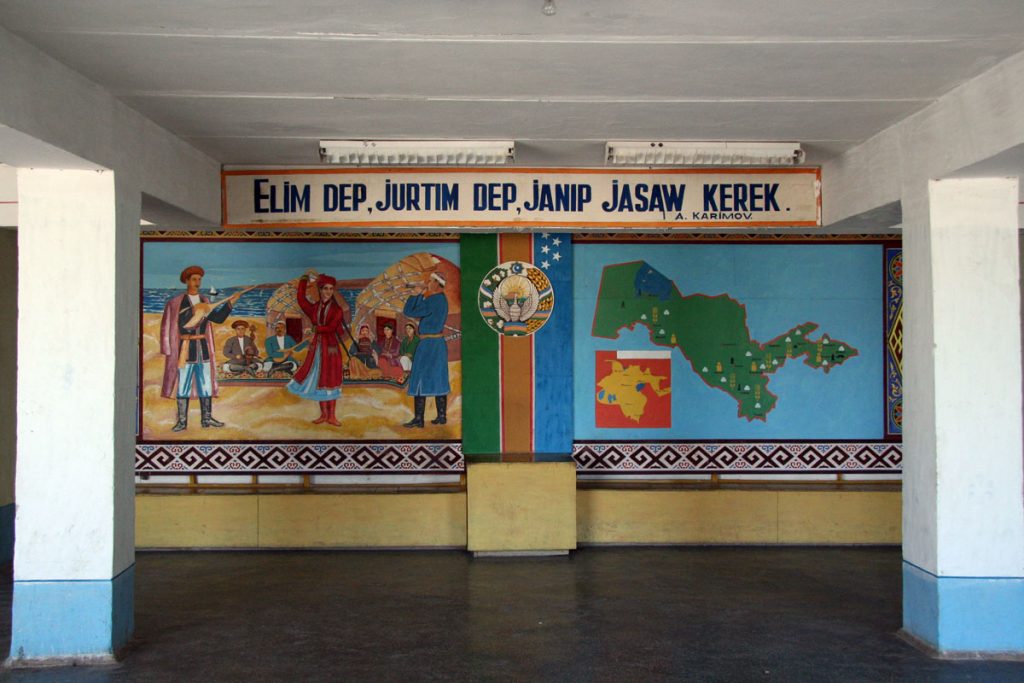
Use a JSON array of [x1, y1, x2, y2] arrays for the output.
[[902, 177, 1024, 654], [9, 169, 139, 664]]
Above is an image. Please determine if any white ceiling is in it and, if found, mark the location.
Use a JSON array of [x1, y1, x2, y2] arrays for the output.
[[1, 0, 1023, 167]]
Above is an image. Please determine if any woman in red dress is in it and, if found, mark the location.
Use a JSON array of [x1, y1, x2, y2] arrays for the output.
[[287, 273, 345, 426]]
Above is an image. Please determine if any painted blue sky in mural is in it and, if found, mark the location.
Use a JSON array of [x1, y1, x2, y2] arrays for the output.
[[573, 243, 884, 440], [143, 240, 459, 289]]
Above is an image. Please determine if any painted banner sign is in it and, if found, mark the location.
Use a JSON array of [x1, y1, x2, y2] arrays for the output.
[[222, 168, 821, 230]]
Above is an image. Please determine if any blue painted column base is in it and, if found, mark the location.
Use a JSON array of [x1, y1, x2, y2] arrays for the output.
[[8, 564, 134, 664], [903, 560, 1024, 655]]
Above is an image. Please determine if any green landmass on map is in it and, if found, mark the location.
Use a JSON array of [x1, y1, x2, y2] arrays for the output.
[[592, 261, 858, 421]]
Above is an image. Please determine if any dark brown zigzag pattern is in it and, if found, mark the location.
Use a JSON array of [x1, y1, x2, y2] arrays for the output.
[[572, 442, 901, 473], [136, 442, 464, 474]]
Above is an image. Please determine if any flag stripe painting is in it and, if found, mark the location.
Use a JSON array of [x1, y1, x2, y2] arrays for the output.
[[459, 232, 574, 460], [459, 234, 501, 458], [532, 232, 573, 458], [498, 234, 534, 455]]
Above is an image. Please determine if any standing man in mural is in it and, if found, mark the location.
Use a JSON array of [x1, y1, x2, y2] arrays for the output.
[[160, 265, 243, 431], [287, 272, 345, 426], [402, 272, 449, 427]]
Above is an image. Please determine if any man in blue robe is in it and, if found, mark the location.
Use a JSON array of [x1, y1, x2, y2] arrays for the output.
[[402, 272, 450, 427]]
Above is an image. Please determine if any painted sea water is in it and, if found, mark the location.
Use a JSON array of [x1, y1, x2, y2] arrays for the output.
[[142, 286, 361, 317]]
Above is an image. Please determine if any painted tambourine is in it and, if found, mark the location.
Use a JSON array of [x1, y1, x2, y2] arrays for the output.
[[478, 261, 554, 336]]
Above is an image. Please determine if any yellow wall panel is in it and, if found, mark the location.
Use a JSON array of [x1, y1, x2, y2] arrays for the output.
[[257, 493, 467, 548], [578, 490, 779, 544], [777, 491, 902, 544], [466, 463, 576, 552], [136, 488, 901, 549], [578, 489, 901, 545], [136, 494, 258, 548]]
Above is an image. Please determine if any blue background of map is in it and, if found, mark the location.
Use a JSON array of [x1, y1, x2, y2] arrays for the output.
[[573, 243, 884, 440]]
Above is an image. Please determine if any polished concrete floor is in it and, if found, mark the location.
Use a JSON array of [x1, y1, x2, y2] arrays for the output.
[[0, 548, 1022, 681]]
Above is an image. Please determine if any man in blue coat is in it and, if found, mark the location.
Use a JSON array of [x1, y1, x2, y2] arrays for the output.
[[402, 272, 450, 427]]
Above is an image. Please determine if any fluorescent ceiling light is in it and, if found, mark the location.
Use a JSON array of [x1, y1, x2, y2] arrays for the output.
[[606, 141, 805, 166], [319, 140, 515, 166]]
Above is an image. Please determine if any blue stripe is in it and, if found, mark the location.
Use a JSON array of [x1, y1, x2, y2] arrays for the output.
[[533, 233, 573, 456], [903, 560, 1024, 653], [10, 564, 134, 661]]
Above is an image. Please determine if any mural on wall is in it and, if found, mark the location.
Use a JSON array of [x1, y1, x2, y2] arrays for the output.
[[137, 232, 900, 476], [573, 242, 896, 473], [592, 260, 859, 422], [460, 233, 575, 458], [138, 239, 463, 473], [595, 350, 672, 428]]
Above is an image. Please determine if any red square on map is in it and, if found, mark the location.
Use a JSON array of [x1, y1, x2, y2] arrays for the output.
[[595, 351, 672, 428]]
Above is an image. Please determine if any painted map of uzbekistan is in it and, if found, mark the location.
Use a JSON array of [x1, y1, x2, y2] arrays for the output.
[[592, 261, 858, 421]]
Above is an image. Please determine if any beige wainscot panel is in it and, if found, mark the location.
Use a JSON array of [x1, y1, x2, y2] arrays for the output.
[[777, 491, 901, 544], [137, 494, 259, 548], [257, 493, 467, 548], [466, 462, 577, 552], [578, 489, 779, 545]]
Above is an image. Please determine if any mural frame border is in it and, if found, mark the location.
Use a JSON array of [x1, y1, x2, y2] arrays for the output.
[[571, 232, 902, 476], [573, 440, 901, 475], [136, 440, 465, 475], [137, 233, 462, 475]]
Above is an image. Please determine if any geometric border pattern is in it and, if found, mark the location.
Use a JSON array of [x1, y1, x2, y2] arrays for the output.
[[136, 442, 464, 474], [885, 246, 904, 437], [137, 440, 901, 475], [573, 441, 902, 474]]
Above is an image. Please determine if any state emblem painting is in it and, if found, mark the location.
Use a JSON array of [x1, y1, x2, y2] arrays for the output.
[[477, 260, 554, 336], [595, 350, 672, 428]]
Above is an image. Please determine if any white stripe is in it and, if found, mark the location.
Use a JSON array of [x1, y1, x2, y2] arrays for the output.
[[617, 350, 672, 359]]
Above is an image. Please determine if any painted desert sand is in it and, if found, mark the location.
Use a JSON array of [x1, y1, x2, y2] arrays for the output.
[[140, 313, 462, 441]]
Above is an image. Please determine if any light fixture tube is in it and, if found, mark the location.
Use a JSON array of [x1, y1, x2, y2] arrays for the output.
[[319, 140, 515, 166], [605, 141, 805, 166]]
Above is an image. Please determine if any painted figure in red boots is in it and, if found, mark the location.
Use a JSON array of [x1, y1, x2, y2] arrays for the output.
[[287, 273, 345, 426]]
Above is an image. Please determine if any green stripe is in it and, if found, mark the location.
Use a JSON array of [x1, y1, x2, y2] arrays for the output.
[[460, 234, 501, 459]]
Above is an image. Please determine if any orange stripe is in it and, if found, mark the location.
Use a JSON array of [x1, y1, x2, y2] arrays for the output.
[[224, 220, 820, 230], [222, 167, 820, 176], [500, 336, 533, 456], [498, 234, 534, 458]]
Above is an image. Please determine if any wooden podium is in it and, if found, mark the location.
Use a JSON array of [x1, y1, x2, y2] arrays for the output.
[[466, 462, 577, 556]]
